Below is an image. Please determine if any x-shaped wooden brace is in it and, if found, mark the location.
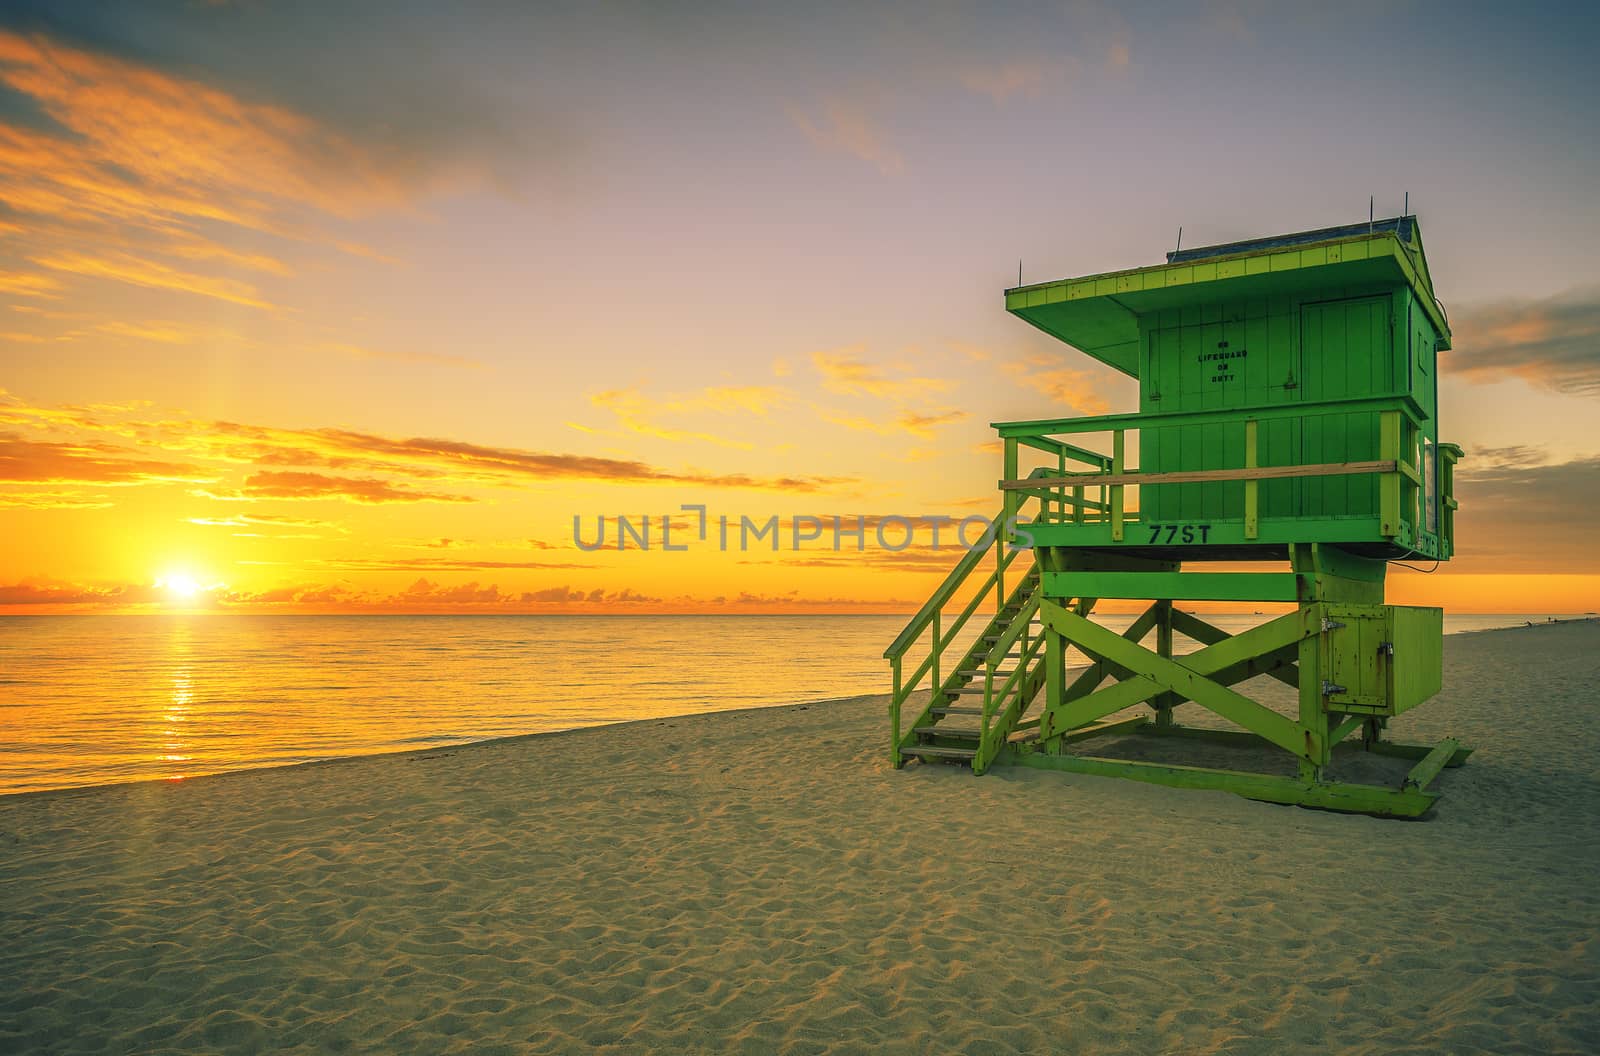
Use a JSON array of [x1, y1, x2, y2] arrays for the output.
[[1038, 600, 1320, 763]]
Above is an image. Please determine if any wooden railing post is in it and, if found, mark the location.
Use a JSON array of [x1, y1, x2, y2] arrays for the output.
[[999, 438, 1017, 611], [1057, 449, 1066, 523], [1380, 409, 1401, 537], [890, 653, 903, 766], [983, 663, 994, 740], [1244, 418, 1259, 539], [930, 609, 941, 704], [1110, 428, 1125, 541]]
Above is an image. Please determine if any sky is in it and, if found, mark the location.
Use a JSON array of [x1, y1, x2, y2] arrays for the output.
[[0, 0, 1596, 614]]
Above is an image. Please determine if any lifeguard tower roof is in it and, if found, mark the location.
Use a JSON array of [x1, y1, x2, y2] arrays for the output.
[[1005, 215, 1448, 378]]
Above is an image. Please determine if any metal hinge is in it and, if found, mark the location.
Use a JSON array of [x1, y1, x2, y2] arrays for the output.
[[1320, 617, 1346, 634], [1321, 680, 1347, 697]]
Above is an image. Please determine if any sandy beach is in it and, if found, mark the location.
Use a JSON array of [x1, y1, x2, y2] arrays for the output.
[[2, 621, 1597, 1055]]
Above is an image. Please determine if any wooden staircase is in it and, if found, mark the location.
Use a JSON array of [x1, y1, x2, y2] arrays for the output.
[[885, 470, 1071, 775], [895, 563, 1050, 774]]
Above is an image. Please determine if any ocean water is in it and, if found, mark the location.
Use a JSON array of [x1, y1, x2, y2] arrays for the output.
[[0, 613, 1579, 795]]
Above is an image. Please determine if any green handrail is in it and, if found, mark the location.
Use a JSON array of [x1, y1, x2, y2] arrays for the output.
[[887, 469, 1056, 765], [883, 533, 997, 661], [993, 397, 1430, 544], [979, 629, 1047, 768], [986, 590, 1041, 670], [882, 466, 1056, 661], [890, 548, 1021, 706], [992, 392, 1425, 439], [982, 591, 1043, 740]]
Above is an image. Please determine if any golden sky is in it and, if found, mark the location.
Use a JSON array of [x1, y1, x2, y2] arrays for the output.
[[1, 5, 1596, 614]]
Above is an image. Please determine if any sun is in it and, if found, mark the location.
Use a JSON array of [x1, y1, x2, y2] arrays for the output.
[[157, 572, 203, 601]]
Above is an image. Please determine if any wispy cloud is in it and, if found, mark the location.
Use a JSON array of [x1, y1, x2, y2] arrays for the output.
[[788, 97, 903, 174], [0, 434, 209, 485], [0, 392, 859, 501], [1106, 36, 1132, 70], [959, 58, 1075, 104], [0, 29, 400, 233], [94, 320, 232, 344], [821, 407, 969, 439], [811, 350, 952, 401], [30, 250, 274, 309], [586, 384, 790, 449], [0, 27, 435, 333], [0, 490, 114, 509], [1452, 451, 1600, 571], [896, 409, 969, 439], [206, 470, 476, 505], [320, 557, 592, 572], [187, 512, 345, 532], [999, 353, 1112, 415], [323, 343, 488, 372], [1449, 286, 1600, 396], [0, 269, 62, 298], [0, 579, 166, 606]]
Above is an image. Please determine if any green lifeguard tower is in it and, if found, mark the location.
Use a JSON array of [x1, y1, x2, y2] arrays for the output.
[[885, 216, 1469, 817]]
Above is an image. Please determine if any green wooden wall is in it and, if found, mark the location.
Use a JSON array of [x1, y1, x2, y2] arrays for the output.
[[1137, 284, 1444, 547]]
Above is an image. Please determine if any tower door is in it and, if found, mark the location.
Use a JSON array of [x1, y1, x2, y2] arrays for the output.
[[1299, 296, 1393, 519], [1142, 310, 1301, 525]]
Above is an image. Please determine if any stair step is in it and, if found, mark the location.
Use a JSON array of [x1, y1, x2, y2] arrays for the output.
[[901, 744, 977, 761], [957, 667, 1016, 677], [914, 725, 980, 740], [981, 630, 1037, 642], [929, 707, 1039, 720]]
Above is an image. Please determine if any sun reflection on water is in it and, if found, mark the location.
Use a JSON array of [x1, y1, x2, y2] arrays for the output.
[[159, 627, 195, 778]]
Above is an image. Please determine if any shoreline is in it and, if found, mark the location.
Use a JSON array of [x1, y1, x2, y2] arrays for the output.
[[0, 693, 879, 804], [6, 618, 1595, 802]]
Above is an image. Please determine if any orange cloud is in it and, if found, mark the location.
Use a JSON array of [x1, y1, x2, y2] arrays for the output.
[[0, 269, 62, 298], [811, 350, 952, 401], [820, 407, 969, 439], [320, 557, 592, 572], [0, 393, 862, 510], [0, 490, 114, 509], [95, 320, 222, 344], [0, 434, 207, 485], [1000, 353, 1112, 415], [896, 409, 969, 438], [0, 29, 399, 231], [0, 578, 167, 606], [1449, 286, 1600, 396], [0, 28, 421, 334], [187, 513, 344, 531], [1448, 452, 1600, 572], [161, 238, 294, 276], [30, 250, 274, 309], [219, 470, 477, 504], [585, 384, 791, 449]]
